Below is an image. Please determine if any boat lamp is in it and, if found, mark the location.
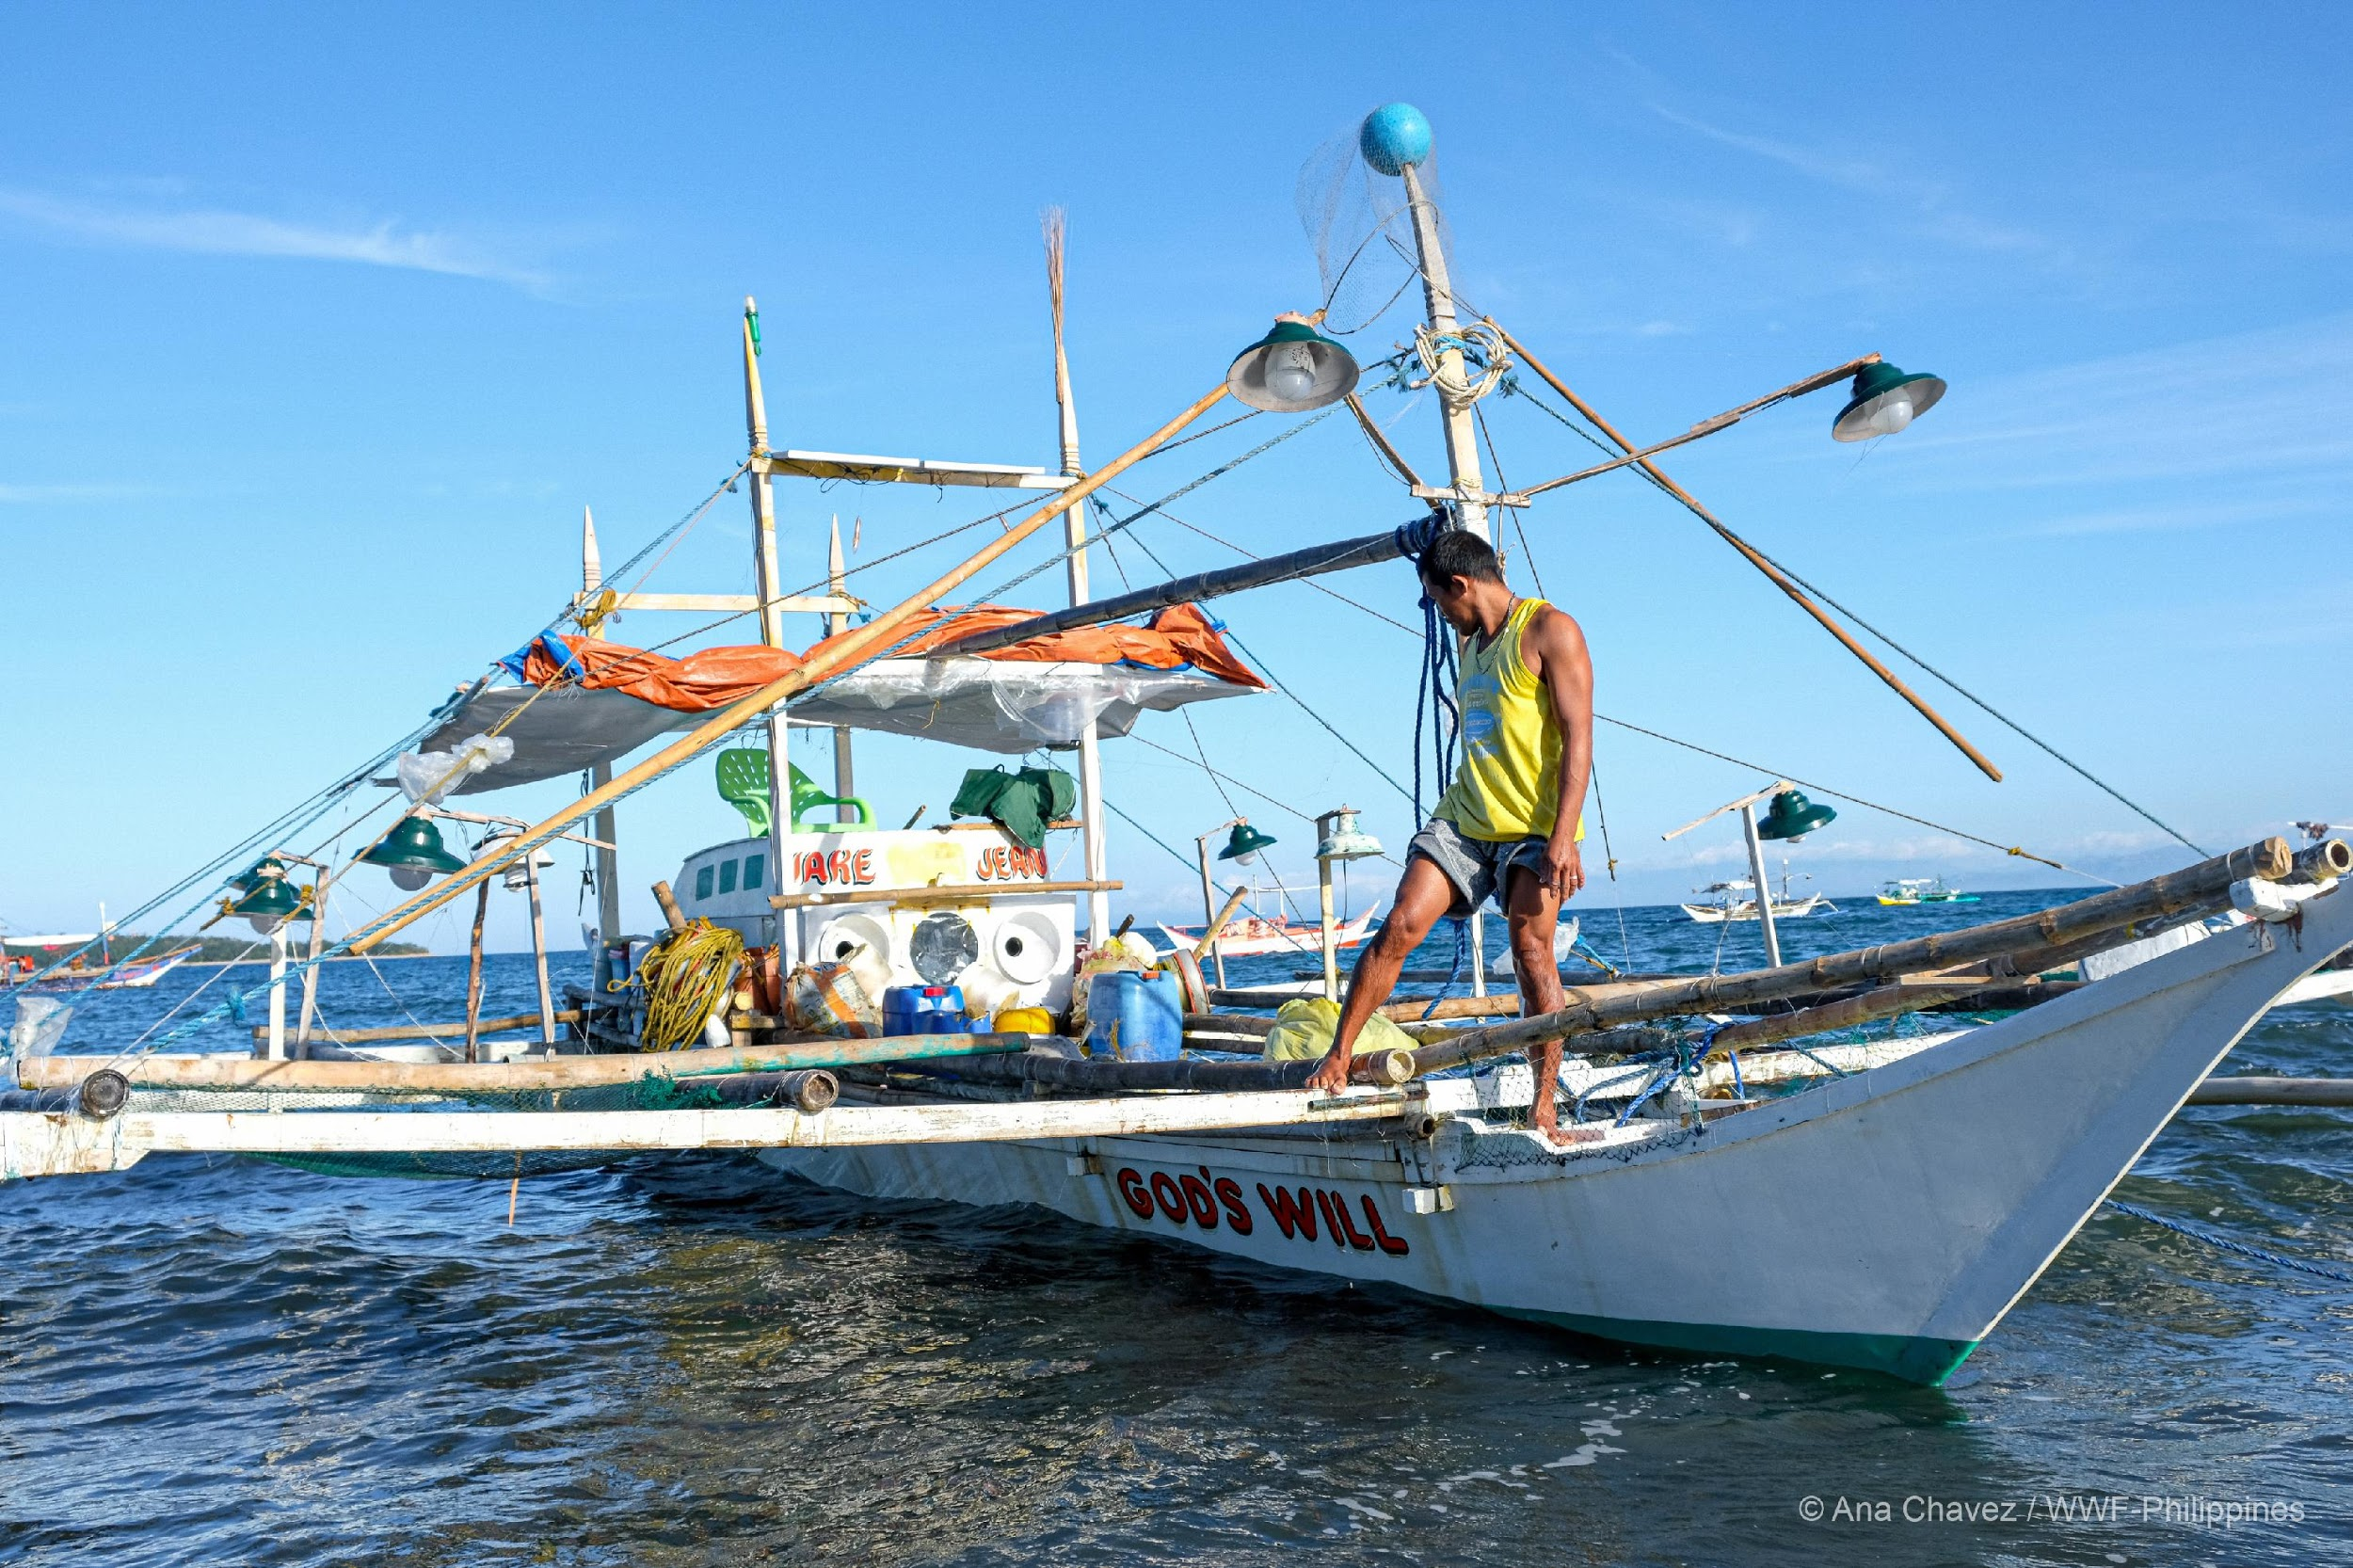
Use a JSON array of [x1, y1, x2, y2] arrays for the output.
[[1227, 317, 1360, 413], [1315, 808, 1384, 862], [1219, 822, 1278, 865], [1832, 360, 1947, 442], [226, 870, 309, 934], [361, 815, 472, 892], [1756, 789, 1837, 841]]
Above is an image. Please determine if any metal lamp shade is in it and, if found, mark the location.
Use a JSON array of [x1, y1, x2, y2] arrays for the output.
[[1832, 361, 1946, 442], [1315, 808, 1384, 861], [1219, 823, 1278, 862], [1226, 319, 1361, 413], [230, 875, 307, 931], [361, 816, 470, 877], [1756, 789, 1837, 841]]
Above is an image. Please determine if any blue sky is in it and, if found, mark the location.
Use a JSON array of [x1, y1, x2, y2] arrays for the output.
[[4, 4, 2348, 953]]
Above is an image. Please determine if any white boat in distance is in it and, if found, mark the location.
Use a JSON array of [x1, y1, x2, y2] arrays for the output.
[[1680, 878, 1835, 923], [1160, 907, 1380, 958]]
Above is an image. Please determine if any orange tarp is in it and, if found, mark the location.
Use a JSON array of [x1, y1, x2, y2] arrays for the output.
[[521, 603, 1264, 713]]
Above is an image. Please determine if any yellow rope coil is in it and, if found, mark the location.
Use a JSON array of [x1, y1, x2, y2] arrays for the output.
[[634, 920, 744, 1050]]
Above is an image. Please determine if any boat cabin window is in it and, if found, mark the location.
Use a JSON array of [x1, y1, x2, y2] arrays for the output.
[[718, 858, 740, 894], [695, 865, 714, 900], [744, 854, 764, 890]]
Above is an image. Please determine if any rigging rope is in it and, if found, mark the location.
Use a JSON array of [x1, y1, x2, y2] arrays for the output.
[[1486, 366, 2202, 855], [2105, 1198, 2353, 1286]]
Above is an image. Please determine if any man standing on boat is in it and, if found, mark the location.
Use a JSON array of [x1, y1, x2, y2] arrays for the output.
[[1305, 530, 1593, 1144]]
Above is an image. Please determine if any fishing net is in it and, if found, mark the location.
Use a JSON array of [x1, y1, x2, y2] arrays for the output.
[[1295, 119, 1451, 340]]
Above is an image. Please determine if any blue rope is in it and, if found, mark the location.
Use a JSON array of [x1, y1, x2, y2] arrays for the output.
[[2105, 1199, 2353, 1285], [1411, 592, 1461, 821]]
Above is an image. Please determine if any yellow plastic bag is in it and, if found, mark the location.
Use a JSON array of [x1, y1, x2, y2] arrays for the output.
[[1260, 996, 1417, 1062]]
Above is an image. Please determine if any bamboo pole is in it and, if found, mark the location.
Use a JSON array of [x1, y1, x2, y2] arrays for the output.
[[524, 853, 556, 1048], [1515, 357, 1879, 499], [347, 382, 1231, 954], [1193, 886, 1251, 962], [1385, 838, 2297, 1081], [461, 878, 491, 1064], [7, 1088, 1418, 1170], [1487, 321, 2003, 782], [255, 1010, 581, 1045], [23, 1033, 1032, 1094], [2186, 1077, 2353, 1108]]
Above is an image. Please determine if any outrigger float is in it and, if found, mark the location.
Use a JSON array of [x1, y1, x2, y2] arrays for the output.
[[9, 104, 2352, 1384]]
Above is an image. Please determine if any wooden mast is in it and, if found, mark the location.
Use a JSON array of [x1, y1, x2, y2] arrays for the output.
[[1396, 142, 1491, 995], [826, 516, 856, 820], [1397, 163, 1488, 547], [1045, 208, 1112, 947], [742, 298, 794, 956], [581, 505, 623, 944]]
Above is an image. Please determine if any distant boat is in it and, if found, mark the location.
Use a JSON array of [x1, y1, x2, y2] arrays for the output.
[[1681, 879, 1835, 923], [1878, 877, 1980, 906], [2, 937, 202, 991], [1160, 906, 1380, 958]]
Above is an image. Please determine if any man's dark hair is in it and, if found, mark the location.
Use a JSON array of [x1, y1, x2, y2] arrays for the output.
[[1417, 527, 1504, 589]]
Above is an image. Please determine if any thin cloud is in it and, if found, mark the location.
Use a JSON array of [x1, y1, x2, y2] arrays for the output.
[[1647, 103, 2066, 264], [1887, 313, 2353, 489], [0, 187, 547, 290], [0, 480, 170, 504]]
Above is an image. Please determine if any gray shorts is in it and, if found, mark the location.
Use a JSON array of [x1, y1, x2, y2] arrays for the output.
[[1408, 817, 1550, 917]]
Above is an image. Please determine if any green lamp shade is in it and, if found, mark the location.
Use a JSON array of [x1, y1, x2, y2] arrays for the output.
[[361, 816, 470, 876], [230, 874, 307, 929], [1219, 822, 1278, 862], [1227, 319, 1361, 413], [1757, 789, 1837, 841], [1832, 361, 1946, 442]]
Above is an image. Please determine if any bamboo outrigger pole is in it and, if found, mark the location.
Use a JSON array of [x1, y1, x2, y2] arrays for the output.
[[346, 381, 1234, 953], [1486, 320, 2004, 783]]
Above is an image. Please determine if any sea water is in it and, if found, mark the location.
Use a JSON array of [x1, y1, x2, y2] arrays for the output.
[[3, 891, 2347, 1565]]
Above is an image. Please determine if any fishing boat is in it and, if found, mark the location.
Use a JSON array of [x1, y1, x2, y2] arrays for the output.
[[1679, 877, 1834, 923], [8, 103, 2350, 1393], [1878, 876, 1979, 905], [1160, 907, 1379, 958], [2, 922, 200, 990]]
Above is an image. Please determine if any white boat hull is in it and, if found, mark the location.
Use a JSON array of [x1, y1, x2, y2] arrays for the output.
[[765, 884, 2353, 1384], [1681, 893, 1833, 923]]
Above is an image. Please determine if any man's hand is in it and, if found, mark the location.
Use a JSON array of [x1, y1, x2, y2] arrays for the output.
[[1540, 834, 1584, 900], [1304, 1047, 1353, 1094]]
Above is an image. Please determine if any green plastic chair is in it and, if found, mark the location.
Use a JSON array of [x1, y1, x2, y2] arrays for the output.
[[715, 748, 874, 835]]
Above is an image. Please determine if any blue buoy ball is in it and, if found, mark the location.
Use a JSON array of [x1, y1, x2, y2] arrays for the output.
[[1359, 103, 1433, 176]]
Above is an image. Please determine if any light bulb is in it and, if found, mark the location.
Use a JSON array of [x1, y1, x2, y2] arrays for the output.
[[248, 913, 281, 936], [1867, 396, 1914, 436], [1235, 850, 1258, 866], [1263, 343, 1320, 403], [390, 865, 431, 892]]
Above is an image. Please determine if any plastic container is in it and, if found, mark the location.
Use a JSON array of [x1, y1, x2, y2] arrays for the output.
[[883, 984, 967, 1037], [1085, 970, 1182, 1061], [991, 1006, 1056, 1037]]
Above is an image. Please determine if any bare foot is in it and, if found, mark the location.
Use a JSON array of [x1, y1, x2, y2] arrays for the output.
[[1304, 1049, 1353, 1095]]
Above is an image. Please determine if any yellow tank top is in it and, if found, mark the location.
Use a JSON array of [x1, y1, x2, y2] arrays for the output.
[[1433, 597, 1581, 842]]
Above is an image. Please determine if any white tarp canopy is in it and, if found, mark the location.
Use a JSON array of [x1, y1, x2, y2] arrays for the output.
[[412, 658, 1258, 792]]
